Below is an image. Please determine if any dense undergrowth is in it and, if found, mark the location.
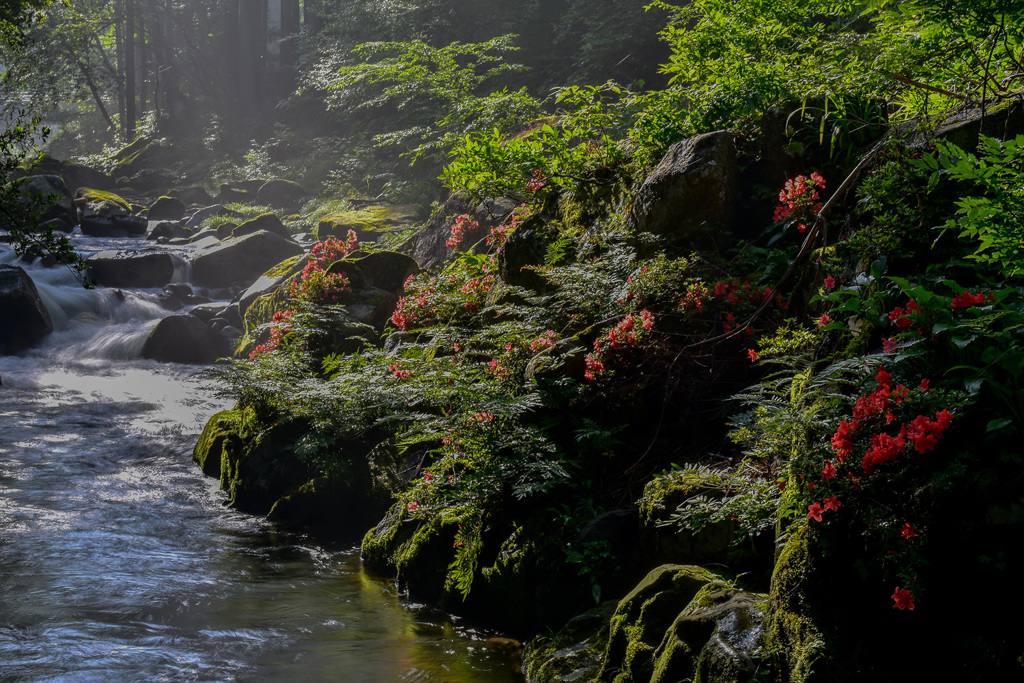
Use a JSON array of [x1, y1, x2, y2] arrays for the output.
[[10, 0, 1024, 678]]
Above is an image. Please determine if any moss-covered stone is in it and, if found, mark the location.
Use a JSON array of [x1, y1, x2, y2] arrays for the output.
[[361, 504, 462, 601], [314, 204, 424, 243], [524, 601, 618, 683], [192, 409, 249, 479], [233, 212, 291, 239], [75, 187, 131, 215], [763, 525, 823, 683]]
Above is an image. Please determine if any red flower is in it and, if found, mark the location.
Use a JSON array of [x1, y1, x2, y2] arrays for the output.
[[900, 522, 917, 539], [824, 275, 836, 290], [883, 337, 898, 354], [951, 290, 987, 310], [407, 501, 420, 513], [822, 496, 841, 512], [747, 348, 759, 362], [818, 313, 830, 327], [918, 378, 930, 392], [807, 502, 824, 522], [891, 586, 915, 611], [822, 461, 837, 481]]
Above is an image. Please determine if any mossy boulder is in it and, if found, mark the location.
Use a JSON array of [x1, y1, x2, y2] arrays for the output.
[[192, 409, 248, 479], [592, 565, 765, 683], [763, 525, 823, 683], [314, 204, 425, 244], [190, 230, 305, 288], [361, 504, 464, 601], [76, 187, 132, 216], [109, 136, 181, 190], [524, 602, 618, 683], [19, 174, 75, 223]]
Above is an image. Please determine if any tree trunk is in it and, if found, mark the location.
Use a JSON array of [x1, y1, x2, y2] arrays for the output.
[[124, 0, 137, 138], [280, 0, 300, 85]]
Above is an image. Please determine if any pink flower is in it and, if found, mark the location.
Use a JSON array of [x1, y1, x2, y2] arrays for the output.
[[407, 501, 420, 513], [818, 313, 830, 327], [824, 276, 836, 290]]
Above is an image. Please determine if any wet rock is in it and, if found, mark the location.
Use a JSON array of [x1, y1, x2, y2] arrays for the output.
[[257, 179, 306, 207], [80, 214, 148, 237], [140, 314, 231, 364], [625, 130, 739, 245], [232, 212, 291, 240], [590, 564, 766, 683], [156, 283, 206, 310], [190, 230, 305, 289], [0, 264, 53, 354], [147, 196, 187, 222], [86, 250, 178, 288], [327, 250, 420, 330], [402, 195, 515, 269], [216, 222, 238, 240], [147, 220, 189, 241]]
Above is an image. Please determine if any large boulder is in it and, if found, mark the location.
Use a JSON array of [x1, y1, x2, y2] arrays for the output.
[[257, 179, 306, 207], [140, 314, 231, 364], [80, 214, 148, 237], [232, 212, 291, 239], [327, 250, 421, 330], [61, 160, 118, 192], [168, 186, 214, 207], [0, 264, 54, 354], [20, 174, 75, 224], [190, 230, 305, 289], [625, 130, 739, 245], [147, 196, 187, 222], [147, 220, 190, 241], [86, 250, 178, 288], [219, 179, 265, 204]]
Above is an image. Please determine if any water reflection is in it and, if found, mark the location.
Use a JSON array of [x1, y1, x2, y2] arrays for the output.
[[0, 356, 518, 682]]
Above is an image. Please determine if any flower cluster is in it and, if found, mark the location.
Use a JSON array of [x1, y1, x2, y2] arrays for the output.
[[248, 310, 294, 360], [525, 169, 547, 194], [288, 232, 358, 305], [773, 172, 825, 233], [388, 362, 411, 380], [951, 289, 993, 310], [530, 330, 558, 352], [584, 310, 654, 380], [829, 366, 952, 474], [488, 205, 531, 250], [445, 214, 480, 249]]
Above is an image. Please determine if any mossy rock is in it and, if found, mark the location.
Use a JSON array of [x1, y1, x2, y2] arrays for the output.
[[75, 187, 131, 215], [524, 601, 618, 683], [314, 204, 425, 243], [599, 565, 721, 683], [148, 195, 186, 222], [763, 525, 824, 683], [361, 504, 462, 602], [192, 409, 248, 479], [217, 419, 314, 514]]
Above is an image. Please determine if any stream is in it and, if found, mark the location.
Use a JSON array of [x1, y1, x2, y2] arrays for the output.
[[0, 237, 519, 682]]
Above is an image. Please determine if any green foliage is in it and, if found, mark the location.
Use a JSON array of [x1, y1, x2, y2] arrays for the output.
[[927, 135, 1024, 277], [318, 35, 542, 162]]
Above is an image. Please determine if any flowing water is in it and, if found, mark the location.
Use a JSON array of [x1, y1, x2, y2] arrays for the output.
[[0, 238, 519, 682]]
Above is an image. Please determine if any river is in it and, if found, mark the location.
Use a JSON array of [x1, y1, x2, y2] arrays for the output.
[[0, 238, 519, 682]]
